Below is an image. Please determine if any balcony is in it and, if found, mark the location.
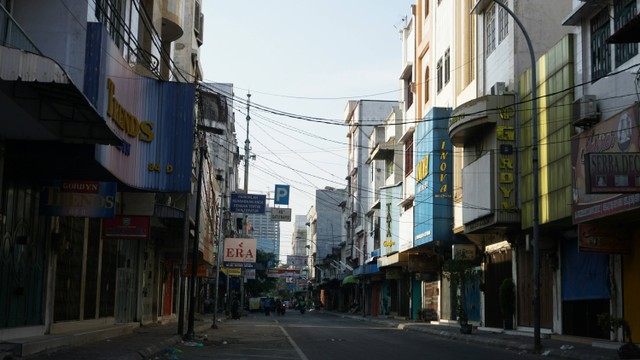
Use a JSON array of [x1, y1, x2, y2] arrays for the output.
[[161, 0, 184, 42], [448, 95, 515, 147]]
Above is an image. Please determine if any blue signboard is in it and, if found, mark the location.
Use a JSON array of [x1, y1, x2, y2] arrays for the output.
[[39, 179, 117, 218], [414, 107, 453, 246], [230, 193, 266, 214], [84, 23, 195, 192], [274, 184, 290, 205]]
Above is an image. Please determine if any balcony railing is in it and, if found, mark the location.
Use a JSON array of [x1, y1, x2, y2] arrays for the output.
[[0, 4, 41, 55]]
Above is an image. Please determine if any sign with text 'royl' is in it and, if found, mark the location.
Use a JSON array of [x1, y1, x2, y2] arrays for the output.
[[230, 193, 266, 214], [274, 184, 290, 205], [271, 207, 292, 222], [223, 237, 256, 268]]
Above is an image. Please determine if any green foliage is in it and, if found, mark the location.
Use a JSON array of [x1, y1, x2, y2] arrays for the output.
[[244, 250, 278, 296], [443, 253, 477, 325], [499, 278, 516, 319], [598, 313, 634, 344]]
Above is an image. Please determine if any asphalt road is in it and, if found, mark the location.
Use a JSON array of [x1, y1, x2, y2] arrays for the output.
[[155, 310, 542, 360]]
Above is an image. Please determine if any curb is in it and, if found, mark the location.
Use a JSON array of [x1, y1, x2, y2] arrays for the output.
[[335, 313, 617, 360]]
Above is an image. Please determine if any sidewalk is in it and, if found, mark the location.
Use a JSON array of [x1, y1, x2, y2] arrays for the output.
[[4, 311, 623, 360], [328, 311, 620, 360]]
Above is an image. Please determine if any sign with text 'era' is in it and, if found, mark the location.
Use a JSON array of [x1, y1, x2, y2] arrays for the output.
[[223, 238, 257, 268]]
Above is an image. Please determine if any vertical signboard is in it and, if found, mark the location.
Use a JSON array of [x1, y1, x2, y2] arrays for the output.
[[380, 184, 401, 256], [414, 107, 453, 247]]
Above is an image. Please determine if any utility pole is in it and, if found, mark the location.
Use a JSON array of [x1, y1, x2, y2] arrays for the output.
[[240, 92, 252, 312], [186, 132, 205, 340], [491, 0, 540, 352], [212, 194, 224, 328], [244, 93, 251, 193], [178, 174, 190, 336]]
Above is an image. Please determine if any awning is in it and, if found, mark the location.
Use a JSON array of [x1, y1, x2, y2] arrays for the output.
[[0, 46, 121, 145], [342, 275, 357, 285], [561, 0, 608, 26]]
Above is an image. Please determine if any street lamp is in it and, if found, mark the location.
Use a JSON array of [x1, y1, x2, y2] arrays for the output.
[[489, 0, 540, 352]]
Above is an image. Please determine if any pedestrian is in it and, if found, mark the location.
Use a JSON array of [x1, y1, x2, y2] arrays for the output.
[[231, 297, 240, 319], [263, 297, 271, 316]]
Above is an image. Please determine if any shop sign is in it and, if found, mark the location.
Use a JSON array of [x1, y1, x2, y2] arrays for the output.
[[585, 152, 640, 193], [223, 237, 257, 268], [578, 223, 632, 254], [572, 104, 640, 222], [102, 215, 150, 239], [39, 180, 116, 218]]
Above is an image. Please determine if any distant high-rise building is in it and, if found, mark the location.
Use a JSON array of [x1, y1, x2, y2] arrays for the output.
[[246, 206, 280, 259]]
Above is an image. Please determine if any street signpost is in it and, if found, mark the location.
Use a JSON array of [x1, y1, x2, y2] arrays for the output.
[[271, 207, 292, 222], [230, 193, 266, 214]]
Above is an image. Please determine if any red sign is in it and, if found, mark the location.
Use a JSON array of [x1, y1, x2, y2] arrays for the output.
[[223, 238, 256, 268], [578, 223, 632, 254], [572, 104, 640, 223], [102, 215, 150, 239]]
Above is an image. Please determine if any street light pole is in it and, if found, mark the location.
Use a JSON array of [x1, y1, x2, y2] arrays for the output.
[[491, 0, 540, 352], [186, 133, 206, 340], [212, 194, 224, 328]]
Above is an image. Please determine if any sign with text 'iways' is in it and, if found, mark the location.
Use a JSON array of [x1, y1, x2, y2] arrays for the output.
[[230, 193, 266, 214]]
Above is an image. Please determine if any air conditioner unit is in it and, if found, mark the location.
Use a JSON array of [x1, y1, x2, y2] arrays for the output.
[[572, 95, 598, 127], [490, 82, 505, 95]]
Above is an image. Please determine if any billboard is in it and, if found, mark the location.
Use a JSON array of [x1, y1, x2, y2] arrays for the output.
[[39, 179, 116, 218], [414, 107, 453, 247], [572, 104, 640, 223], [223, 238, 257, 268]]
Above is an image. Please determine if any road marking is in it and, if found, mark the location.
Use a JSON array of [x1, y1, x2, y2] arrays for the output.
[[278, 325, 308, 360]]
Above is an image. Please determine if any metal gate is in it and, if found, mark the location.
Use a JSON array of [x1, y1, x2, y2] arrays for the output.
[[115, 240, 138, 323], [0, 181, 46, 328], [485, 249, 513, 328]]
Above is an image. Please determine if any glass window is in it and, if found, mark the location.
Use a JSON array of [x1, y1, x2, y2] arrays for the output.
[[486, 3, 496, 55], [614, 0, 638, 67], [404, 138, 413, 177], [444, 48, 450, 85], [591, 8, 611, 81], [498, 0, 509, 43], [437, 59, 443, 93], [424, 66, 430, 103]]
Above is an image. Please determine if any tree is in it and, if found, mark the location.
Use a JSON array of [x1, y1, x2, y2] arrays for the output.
[[244, 249, 278, 296], [442, 251, 478, 333]]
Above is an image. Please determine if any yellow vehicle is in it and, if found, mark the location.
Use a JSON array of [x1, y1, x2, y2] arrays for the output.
[[249, 297, 266, 311]]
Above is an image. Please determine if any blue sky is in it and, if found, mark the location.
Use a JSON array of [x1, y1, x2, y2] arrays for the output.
[[200, 1, 415, 259]]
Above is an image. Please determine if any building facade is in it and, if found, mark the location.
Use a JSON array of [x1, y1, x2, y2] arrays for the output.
[[0, 0, 226, 349]]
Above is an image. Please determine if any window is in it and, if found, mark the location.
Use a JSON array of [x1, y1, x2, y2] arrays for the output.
[[614, 0, 638, 67], [437, 58, 443, 92], [404, 138, 413, 177], [498, 0, 509, 43], [444, 48, 450, 85], [486, 3, 496, 55], [591, 8, 611, 81], [424, 66, 430, 103], [95, 0, 125, 49], [385, 159, 394, 180]]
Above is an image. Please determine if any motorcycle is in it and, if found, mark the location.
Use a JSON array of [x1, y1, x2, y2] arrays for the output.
[[277, 302, 286, 315]]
